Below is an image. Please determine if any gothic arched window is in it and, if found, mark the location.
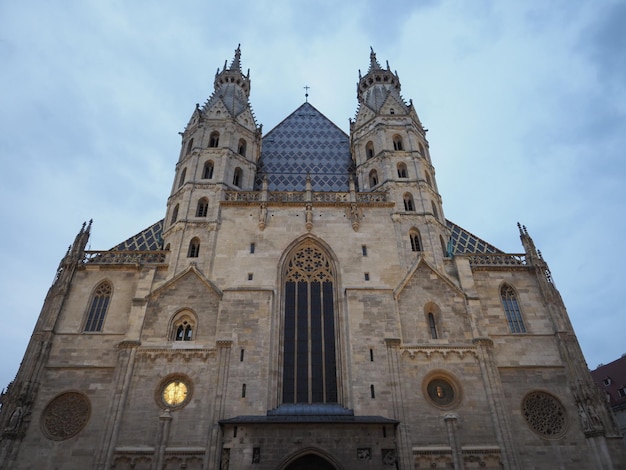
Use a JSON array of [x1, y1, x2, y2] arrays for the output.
[[209, 131, 220, 147], [238, 138, 247, 157], [170, 204, 179, 224], [425, 170, 432, 187], [440, 236, 448, 257], [366, 141, 374, 160], [403, 193, 415, 211], [171, 312, 196, 341], [282, 243, 337, 404], [501, 285, 526, 333], [84, 281, 112, 332], [409, 228, 422, 252], [427, 313, 438, 339], [369, 169, 378, 187], [393, 135, 404, 151], [196, 197, 208, 217], [397, 162, 407, 178], [233, 167, 243, 187], [187, 237, 200, 258], [186, 138, 194, 155], [178, 168, 187, 188], [202, 160, 214, 179], [431, 201, 439, 221], [419, 142, 425, 155]]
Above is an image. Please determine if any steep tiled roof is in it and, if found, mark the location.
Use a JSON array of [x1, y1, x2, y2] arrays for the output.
[[447, 220, 502, 254], [110, 219, 163, 251], [254, 102, 352, 192], [111, 218, 500, 257]]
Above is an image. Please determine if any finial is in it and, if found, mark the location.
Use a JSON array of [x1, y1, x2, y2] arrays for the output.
[[368, 47, 381, 71], [304, 85, 310, 102], [358, 69, 362, 80], [386, 60, 390, 70]]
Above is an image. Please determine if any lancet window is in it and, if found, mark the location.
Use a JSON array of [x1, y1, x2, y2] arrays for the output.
[[409, 228, 422, 252], [84, 281, 112, 332], [369, 169, 379, 187], [282, 243, 338, 404], [209, 131, 220, 147], [393, 135, 404, 151], [233, 167, 243, 187], [238, 138, 247, 156], [188, 238, 200, 258], [202, 160, 214, 179], [403, 193, 415, 211], [196, 198, 208, 217], [397, 162, 407, 178], [501, 284, 526, 333], [366, 141, 374, 159]]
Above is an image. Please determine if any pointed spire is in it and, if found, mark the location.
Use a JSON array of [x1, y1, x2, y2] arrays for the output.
[[229, 44, 242, 71], [357, 48, 403, 111], [368, 46, 382, 73]]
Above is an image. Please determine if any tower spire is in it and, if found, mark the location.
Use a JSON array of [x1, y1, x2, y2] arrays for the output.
[[229, 44, 242, 71], [368, 46, 382, 73]]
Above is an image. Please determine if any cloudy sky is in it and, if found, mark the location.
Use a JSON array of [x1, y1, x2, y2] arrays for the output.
[[1, 1, 625, 389]]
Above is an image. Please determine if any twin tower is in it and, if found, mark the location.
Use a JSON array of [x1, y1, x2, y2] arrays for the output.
[[163, 45, 450, 275]]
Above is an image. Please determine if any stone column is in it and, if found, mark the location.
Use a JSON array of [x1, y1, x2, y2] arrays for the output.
[[385, 338, 412, 469], [204, 340, 232, 470], [443, 413, 464, 470], [97, 341, 140, 469], [472, 337, 520, 470], [153, 410, 172, 470]]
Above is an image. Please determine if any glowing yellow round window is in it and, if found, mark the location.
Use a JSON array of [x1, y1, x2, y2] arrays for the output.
[[159, 378, 191, 409]]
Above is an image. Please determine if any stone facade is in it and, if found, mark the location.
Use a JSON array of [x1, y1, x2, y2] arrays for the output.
[[0, 46, 624, 469]]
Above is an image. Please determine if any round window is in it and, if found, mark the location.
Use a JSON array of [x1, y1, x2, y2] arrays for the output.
[[521, 391, 568, 439], [41, 391, 91, 441], [423, 373, 461, 409], [157, 376, 192, 410]]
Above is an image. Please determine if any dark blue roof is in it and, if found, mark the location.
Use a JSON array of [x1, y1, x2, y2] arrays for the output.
[[254, 102, 353, 192]]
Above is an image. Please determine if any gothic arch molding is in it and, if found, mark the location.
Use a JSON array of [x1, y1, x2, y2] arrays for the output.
[[269, 234, 347, 409], [277, 447, 343, 470]]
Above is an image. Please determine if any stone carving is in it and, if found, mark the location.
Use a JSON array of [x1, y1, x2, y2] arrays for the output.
[[357, 448, 371, 460], [258, 203, 267, 230], [41, 392, 90, 441], [382, 448, 397, 466], [521, 391, 567, 439]]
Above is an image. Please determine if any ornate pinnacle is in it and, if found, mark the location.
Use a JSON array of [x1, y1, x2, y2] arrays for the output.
[[368, 46, 382, 72], [229, 44, 242, 71]]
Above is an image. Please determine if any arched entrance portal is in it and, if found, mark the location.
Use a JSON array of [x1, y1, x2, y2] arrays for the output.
[[285, 454, 336, 470]]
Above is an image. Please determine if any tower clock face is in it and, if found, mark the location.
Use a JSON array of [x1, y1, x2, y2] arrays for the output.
[[162, 380, 189, 407]]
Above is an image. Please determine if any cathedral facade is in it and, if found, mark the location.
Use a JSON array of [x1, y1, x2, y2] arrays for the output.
[[0, 47, 623, 469]]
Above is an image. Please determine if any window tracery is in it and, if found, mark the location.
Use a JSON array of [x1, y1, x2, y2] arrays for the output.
[[84, 281, 112, 332], [393, 135, 403, 151], [196, 198, 208, 217], [409, 228, 421, 252], [522, 391, 567, 439], [171, 312, 195, 341], [397, 162, 407, 178], [202, 160, 214, 179], [283, 243, 337, 404], [403, 193, 415, 211], [501, 284, 526, 333]]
